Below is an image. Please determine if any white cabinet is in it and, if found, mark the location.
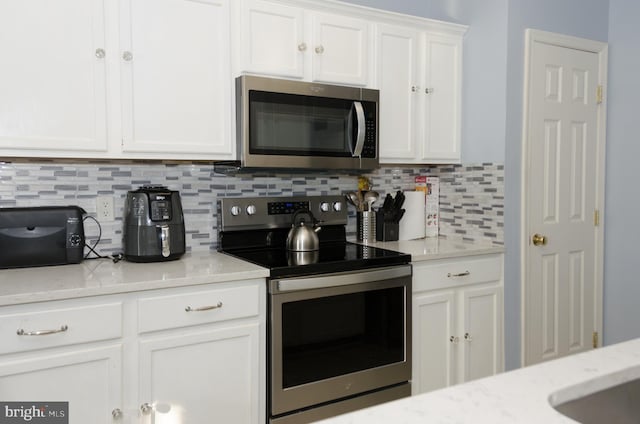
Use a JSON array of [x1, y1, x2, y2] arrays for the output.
[[377, 25, 464, 164], [135, 282, 264, 424], [237, 0, 370, 86], [412, 254, 503, 395], [0, 280, 265, 424], [0, 299, 123, 423], [0, 0, 108, 154], [0, 0, 233, 160], [119, 0, 232, 157]]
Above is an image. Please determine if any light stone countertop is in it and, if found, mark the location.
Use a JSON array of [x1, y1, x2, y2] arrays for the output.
[[0, 238, 501, 307], [0, 251, 269, 306], [318, 337, 640, 423], [358, 237, 504, 261]]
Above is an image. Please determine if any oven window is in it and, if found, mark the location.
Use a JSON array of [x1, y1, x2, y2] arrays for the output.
[[280, 286, 405, 388], [249, 90, 354, 157]]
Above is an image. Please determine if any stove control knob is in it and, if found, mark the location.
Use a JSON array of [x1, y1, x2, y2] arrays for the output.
[[230, 206, 241, 216], [333, 201, 342, 212], [246, 205, 257, 216], [320, 202, 330, 212]]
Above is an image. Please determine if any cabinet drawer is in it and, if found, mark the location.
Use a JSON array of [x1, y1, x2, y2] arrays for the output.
[[413, 254, 503, 292], [138, 284, 260, 333], [0, 302, 123, 355]]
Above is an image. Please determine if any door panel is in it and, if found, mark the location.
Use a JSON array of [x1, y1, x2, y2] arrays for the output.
[[524, 35, 602, 365]]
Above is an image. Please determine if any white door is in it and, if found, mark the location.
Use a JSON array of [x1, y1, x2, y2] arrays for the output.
[[311, 12, 369, 86], [461, 284, 502, 381], [0, 0, 108, 154], [377, 24, 419, 162], [421, 34, 462, 163], [120, 0, 232, 157], [138, 324, 260, 424], [523, 30, 607, 365], [239, 0, 305, 79], [412, 290, 456, 394], [0, 346, 121, 423]]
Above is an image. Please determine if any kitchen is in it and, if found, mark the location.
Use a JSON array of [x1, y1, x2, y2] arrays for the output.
[[0, 0, 637, 422]]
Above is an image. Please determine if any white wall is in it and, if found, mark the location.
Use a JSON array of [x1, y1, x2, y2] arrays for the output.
[[603, 0, 640, 345]]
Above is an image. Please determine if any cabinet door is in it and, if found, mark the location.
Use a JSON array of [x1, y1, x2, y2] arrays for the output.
[[460, 284, 503, 382], [0, 346, 122, 424], [239, 0, 305, 79], [377, 24, 419, 162], [138, 323, 261, 424], [0, 0, 108, 155], [421, 33, 462, 163], [311, 12, 369, 86], [120, 0, 232, 157], [412, 290, 456, 394]]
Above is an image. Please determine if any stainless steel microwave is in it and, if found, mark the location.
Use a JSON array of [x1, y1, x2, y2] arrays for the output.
[[235, 75, 379, 170]]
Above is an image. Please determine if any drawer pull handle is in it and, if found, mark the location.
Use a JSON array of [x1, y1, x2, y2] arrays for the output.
[[185, 302, 223, 312], [16, 325, 68, 336], [447, 271, 470, 278]]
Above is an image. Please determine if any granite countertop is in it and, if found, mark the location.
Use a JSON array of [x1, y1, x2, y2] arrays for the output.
[[0, 251, 269, 306], [359, 237, 504, 261], [318, 338, 640, 423]]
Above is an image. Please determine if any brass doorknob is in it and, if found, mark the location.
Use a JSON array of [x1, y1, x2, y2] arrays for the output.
[[532, 234, 547, 246]]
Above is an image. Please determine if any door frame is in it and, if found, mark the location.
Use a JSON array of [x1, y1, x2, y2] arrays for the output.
[[520, 29, 608, 366]]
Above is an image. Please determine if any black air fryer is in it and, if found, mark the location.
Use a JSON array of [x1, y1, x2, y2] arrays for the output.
[[123, 186, 185, 262]]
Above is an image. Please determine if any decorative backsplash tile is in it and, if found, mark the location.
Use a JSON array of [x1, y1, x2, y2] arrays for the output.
[[0, 160, 503, 256]]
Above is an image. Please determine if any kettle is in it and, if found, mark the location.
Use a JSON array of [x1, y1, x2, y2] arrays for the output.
[[286, 210, 321, 252]]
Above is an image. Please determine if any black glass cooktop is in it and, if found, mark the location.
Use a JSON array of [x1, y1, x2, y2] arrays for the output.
[[222, 241, 410, 278]]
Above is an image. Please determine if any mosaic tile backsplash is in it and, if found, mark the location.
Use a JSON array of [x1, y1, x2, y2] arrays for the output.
[[0, 160, 503, 256]]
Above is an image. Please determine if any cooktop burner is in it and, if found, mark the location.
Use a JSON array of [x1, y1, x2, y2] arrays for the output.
[[223, 241, 410, 278], [217, 195, 411, 278]]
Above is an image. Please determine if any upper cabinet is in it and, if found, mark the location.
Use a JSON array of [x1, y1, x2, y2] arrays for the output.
[[119, 0, 233, 157], [0, 0, 109, 154], [237, 0, 370, 86], [0, 0, 233, 160], [1, 0, 465, 162], [377, 24, 465, 164]]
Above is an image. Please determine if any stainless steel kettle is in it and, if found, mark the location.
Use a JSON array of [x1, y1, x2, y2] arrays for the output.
[[286, 210, 321, 251]]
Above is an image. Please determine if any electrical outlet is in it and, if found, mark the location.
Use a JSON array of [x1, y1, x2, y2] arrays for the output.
[[96, 196, 115, 221]]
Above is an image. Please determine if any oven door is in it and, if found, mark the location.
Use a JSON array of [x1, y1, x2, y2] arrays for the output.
[[269, 265, 411, 417]]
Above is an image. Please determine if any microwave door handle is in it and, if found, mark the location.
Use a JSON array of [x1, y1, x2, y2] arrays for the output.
[[351, 101, 366, 157]]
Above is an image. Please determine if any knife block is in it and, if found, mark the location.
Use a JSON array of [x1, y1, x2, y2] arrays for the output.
[[375, 210, 399, 242]]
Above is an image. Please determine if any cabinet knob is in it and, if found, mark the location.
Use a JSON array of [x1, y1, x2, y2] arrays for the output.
[[315, 45, 325, 54], [122, 51, 133, 62], [140, 403, 152, 415], [425, 88, 434, 94], [111, 408, 123, 419], [95, 48, 106, 59], [464, 332, 472, 342], [298, 43, 307, 52], [449, 336, 459, 344], [411, 85, 418, 92]]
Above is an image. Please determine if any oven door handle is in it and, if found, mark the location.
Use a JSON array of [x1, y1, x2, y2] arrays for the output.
[[272, 265, 411, 293]]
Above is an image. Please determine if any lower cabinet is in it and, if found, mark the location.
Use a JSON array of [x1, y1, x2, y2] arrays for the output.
[[0, 345, 122, 423], [412, 254, 504, 395], [0, 279, 265, 423]]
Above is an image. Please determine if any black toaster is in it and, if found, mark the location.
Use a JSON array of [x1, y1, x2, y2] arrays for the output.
[[0, 206, 86, 269]]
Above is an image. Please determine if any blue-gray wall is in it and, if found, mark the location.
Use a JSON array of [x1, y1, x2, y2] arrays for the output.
[[603, 0, 640, 345], [343, 0, 616, 370]]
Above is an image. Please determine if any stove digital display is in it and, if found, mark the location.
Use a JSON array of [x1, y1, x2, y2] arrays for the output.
[[268, 201, 310, 215]]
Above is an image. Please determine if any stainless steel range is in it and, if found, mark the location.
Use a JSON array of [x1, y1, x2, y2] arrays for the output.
[[218, 195, 412, 424]]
